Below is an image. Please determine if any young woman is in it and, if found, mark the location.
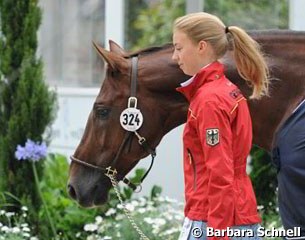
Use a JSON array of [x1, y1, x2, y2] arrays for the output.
[[172, 12, 270, 240]]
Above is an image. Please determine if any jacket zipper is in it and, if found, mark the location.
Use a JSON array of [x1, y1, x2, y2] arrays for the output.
[[187, 148, 197, 191]]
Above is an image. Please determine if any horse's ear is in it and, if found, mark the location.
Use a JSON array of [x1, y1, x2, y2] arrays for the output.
[[109, 40, 128, 57], [92, 41, 117, 70]]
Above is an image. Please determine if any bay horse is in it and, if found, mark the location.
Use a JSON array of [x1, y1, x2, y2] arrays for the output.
[[68, 30, 305, 208]]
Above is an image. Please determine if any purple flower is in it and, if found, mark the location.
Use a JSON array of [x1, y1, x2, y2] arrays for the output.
[[15, 139, 48, 162]]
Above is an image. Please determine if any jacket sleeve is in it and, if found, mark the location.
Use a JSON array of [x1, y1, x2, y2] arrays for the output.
[[196, 100, 234, 240]]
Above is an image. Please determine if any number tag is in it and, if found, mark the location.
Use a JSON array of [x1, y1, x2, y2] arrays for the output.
[[120, 108, 143, 131]]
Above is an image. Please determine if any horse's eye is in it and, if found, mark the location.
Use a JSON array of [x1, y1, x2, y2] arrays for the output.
[[110, 69, 119, 78], [95, 108, 110, 120]]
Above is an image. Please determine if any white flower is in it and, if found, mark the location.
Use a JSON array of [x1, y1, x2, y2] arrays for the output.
[[125, 203, 135, 212], [30, 237, 39, 240], [165, 196, 178, 203], [138, 197, 147, 206], [21, 206, 28, 211], [23, 233, 31, 238], [117, 204, 124, 210], [158, 196, 165, 202], [102, 236, 112, 240], [130, 200, 139, 207], [95, 216, 103, 224], [86, 236, 97, 240], [115, 214, 124, 221], [0, 210, 5, 215], [144, 217, 154, 224], [164, 213, 173, 221], [84, 223, 98, 232], [22, 226, 31, 232], [105, 208, 116, 216], [5, 212, 15, 217], [138, 208, 146, 214], [174, 214, 184, 221], [155, 218, 166, 226], [257, 205, 264, 210], [12, 227, 21, 233], [145, 205, 155, 212], [1, 226, 9, 232], [160, 227, 180, 236]]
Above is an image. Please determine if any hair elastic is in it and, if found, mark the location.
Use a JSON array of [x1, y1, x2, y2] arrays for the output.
[[225, 26, 230, 33]]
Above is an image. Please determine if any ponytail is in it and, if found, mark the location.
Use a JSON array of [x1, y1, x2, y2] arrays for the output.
[[227, 26, 270, 99]]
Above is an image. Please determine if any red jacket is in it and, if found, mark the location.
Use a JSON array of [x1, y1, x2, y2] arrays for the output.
[[176, 61, 261, 238]]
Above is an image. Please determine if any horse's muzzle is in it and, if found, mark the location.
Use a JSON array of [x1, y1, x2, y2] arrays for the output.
[[67, 176, 111, 207]]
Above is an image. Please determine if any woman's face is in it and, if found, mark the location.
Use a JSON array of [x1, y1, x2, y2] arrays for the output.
[[172, 30, 204, 76], [172, 30, 214, 76]]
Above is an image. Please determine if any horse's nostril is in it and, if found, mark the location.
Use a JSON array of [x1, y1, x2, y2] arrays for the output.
[[67, 184, 77, 200]]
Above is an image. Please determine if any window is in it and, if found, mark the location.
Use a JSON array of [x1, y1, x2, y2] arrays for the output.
[[39, 0, 105, 87]]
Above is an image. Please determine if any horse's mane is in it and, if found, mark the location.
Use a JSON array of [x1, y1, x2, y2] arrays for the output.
[[248, 29, 305, 41], [127, 43, 173, 57], [249, 29, 305, 36]]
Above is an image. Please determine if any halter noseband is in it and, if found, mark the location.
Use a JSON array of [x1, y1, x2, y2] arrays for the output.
[[70, 56, 156, 191]]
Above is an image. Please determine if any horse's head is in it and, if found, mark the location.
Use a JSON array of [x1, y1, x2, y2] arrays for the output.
[[67, 41, 188, 207]]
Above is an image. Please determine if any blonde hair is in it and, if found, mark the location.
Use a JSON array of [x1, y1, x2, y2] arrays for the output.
[[173, 12, 270, 99]]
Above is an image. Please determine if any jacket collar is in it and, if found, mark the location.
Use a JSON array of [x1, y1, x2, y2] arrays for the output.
[[176, 61, 224, 101]]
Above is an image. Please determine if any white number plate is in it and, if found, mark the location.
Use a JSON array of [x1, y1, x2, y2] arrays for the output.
[[120, 108, 143, 131]]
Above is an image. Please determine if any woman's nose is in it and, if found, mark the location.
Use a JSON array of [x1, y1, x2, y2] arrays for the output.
[[172, 51, 178, 61]]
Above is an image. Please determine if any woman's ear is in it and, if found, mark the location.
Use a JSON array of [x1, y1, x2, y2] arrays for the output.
[[198, 40, 208, 53]]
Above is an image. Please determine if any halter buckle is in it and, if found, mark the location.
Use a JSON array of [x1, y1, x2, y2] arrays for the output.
[[138, 137, 146, 145], [128, 97, 138, 108], [105, 166, 117, 177]]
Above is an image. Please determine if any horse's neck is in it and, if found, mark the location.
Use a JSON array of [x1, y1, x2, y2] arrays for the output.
[[140, 51, 189, 134], [151, 71, 189, 134]]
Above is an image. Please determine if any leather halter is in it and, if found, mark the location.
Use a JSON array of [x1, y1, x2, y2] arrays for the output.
[[70, 57, 156, 191]]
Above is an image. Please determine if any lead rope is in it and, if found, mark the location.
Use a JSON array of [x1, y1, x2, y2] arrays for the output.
[[106, 172, 150, 240]]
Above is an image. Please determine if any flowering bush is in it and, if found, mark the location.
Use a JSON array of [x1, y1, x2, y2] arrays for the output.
[[0, 207, 38, 240], [0, 188, 283, 240], [79, 196, 184, 240], [2, 147, 282, 240]]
